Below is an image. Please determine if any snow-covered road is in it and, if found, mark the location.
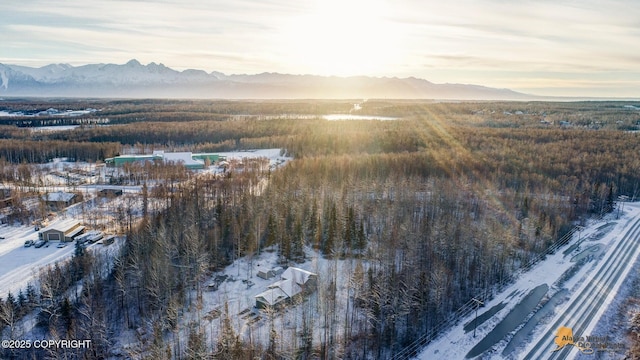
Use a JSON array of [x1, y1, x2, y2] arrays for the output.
[[521, 214, 640, 359], [416, 203, 640, 359]]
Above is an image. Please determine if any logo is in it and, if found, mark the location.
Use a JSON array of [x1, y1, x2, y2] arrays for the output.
[[552, 326, 625, 355], [553, 326, 594, 354]]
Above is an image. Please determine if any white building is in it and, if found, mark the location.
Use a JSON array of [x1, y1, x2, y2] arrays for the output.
[[38, 218, 85, 242], [255, 267, 317, 309]]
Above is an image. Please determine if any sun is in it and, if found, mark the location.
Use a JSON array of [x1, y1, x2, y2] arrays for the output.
[[281, 0, 402, 77]]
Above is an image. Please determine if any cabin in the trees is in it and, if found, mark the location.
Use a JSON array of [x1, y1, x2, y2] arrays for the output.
[[257, 266, 284, 280], [38, 218, 85, 242], [255, 267, 317, 309], [43, 191, 80, 210], [98, 188, 124, 197], [0, 188, 13, 208]]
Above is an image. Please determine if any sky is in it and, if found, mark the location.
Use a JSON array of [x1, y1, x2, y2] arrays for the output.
[[1, 0, 639, 97]]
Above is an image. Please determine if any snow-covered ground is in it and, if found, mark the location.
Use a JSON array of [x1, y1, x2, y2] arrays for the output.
[[0, 148, 294, 356], [6, 149, 636, 358], [205, 148, 290, 173], [417, 202, 640, 359], [0, 108, 98, 118], [0, 149, 290, 301], [213, 148, 287, 163], [113, 245, 364, 357], [323, 114, 399, 121], [28, 125, 81, 132], [0, 226, 110, 299]]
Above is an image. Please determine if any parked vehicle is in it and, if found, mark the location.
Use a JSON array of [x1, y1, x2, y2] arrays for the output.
[[34, 239, 47, 248], [77, 231, 103, 244], [102, 235, 115, 245], [24, 240, 34, 247], [57, 242, 67, 248]]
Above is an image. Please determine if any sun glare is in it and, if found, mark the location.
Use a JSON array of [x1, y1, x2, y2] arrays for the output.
[[282, 0, 402, 76]]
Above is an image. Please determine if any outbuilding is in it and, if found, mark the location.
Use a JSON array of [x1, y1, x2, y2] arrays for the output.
[[0, 189, 12, 208], [44, 191, 79, 210], [256, 266, 284, 280], [38, 219, 85, 242], [98, 188, 123, 197]]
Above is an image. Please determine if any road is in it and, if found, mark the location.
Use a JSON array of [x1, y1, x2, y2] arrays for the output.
[[521, 215, 640, 359]]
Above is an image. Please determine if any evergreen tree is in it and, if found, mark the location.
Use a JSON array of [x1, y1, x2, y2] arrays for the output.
[[74, 239, 85, 258], [186, 323, 207, 360], [606, 183, 616, 213], [16, 290, 26, 316], [314, 216, 323, 250], [323, 203, 337, 256], [355, 221, 367, 251], [216, 302, 241, 359], [59, 297, 73, 337], [265, 214, 277, 247], [344, 206, 356, 254], [26, 283, 38, 308], [292, 219, 305, 260], [0, 298, 4, 328], [5, 292, 16, 312]]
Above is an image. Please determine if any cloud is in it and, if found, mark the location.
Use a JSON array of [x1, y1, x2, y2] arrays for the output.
[[0, 0, 639, 96], [0, 0, 302, 71]]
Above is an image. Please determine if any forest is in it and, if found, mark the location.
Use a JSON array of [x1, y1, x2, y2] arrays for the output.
[[1, 99, 640, 359]]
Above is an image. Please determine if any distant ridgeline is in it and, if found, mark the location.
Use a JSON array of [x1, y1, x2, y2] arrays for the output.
[[0, 107, 109, 127], [9, 117, 110, 127]]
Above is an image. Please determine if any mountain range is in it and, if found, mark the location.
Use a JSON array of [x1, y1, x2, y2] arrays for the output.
[[0, 59, 534, 100]]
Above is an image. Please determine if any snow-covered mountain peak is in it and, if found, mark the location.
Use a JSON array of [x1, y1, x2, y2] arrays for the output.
[[125, 59, 142, 67], [0, 60, 533, 99], [0, 69, 8, 90]]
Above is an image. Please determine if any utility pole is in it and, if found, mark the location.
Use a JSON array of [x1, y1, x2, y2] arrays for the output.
[[618, 195, 628, 219], [472, 298, 484, 338]]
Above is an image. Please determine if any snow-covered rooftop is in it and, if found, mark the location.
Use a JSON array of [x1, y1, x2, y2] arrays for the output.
[[281, 266, 317, 285], [268, 278, 302, 298], [39, 218, 81, 233], [255, 287, 290, 306], [44, 191, 76, 202], [157, 151, 204, 168]]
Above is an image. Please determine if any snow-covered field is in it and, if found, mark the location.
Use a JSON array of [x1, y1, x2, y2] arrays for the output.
[[418, 202, 640, 359]]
